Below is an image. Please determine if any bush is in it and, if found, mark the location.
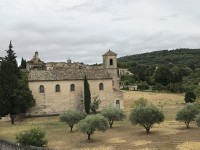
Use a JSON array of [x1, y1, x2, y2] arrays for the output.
[[129, 102, 164, 133], [137, 82, 149, 91], [90, 96, 101, 114], [101, 106, 126, 128], [60, 110, 87, 132], [16, 128, 47, 147], [77, 114, 108, 140], [184, 91, 196, 103], [176, 103, 199, 128], [152, 83, 166, 91], [167, 83, 184, 93]]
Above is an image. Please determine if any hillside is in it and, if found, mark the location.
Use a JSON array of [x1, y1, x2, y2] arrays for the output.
[[117, 48, 200, 95], [118, 48, 200, 68]]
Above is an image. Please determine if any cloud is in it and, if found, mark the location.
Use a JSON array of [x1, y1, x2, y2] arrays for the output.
[[0, 0, 200, 65]]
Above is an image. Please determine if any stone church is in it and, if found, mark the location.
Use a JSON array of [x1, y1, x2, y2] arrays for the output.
[[27, 50, 124, 115]]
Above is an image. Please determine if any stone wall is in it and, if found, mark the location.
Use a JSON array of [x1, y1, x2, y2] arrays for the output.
[[0, 139, 52, 150], [28, 79, 124, 115]]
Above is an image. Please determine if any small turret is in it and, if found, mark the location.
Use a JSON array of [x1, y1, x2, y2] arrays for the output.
[[102, 49, 117, 69]]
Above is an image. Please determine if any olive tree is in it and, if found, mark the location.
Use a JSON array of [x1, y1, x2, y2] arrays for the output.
[[176, 103, 199, 128], [60, 111, 87, 132], [101, 106, 126, 128], [129, 103, 164, 133], [196, 114, 200, 127], [77, 114, 108, 140]]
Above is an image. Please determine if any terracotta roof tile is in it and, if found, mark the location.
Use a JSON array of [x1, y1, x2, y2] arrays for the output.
[[28, 68, 112, 81]]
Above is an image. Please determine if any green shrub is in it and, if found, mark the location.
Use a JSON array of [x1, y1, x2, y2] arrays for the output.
[[184, 91, 196, 103], [16, 128, 47, 147], [152, 83, 166, 91], [137, 82, 149, 91], [90, 96, 101, 114]]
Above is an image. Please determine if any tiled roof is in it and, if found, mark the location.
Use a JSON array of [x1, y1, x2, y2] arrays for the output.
[[28, 68, 112, 81], [103, 49, 117, 56]]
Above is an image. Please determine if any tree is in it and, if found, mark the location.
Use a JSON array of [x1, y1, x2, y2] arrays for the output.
[[129, 101, 164, 133], [20, 57, 26, 69], [138, 69, 145, 81], [176, 103, 199, 128], [84, 76, 91, 114], [15, 73, 35, 113], [195, 114, 200, 127], [59, 111, 86, 132], [90, 96, 101, 114], [16, 128, 48, 147], [77, 114, 108, 140], [137, 82, 149, 91], [154, 66, 172, 86], [184, 91, 196, 103], [0, 41, 35, 124], [101, 106, 126, 128]]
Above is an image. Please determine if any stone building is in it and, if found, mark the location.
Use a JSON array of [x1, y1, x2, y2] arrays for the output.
[[27, 50, 124, 115], [26, 51, 46, 71]]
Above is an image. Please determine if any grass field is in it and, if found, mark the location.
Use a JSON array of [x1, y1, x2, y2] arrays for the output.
[[1, 91, 200, 150]]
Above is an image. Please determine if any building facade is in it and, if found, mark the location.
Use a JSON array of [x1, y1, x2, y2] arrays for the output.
[[27, 50, 124, 115]]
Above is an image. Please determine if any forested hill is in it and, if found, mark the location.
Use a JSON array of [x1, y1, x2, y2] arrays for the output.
[[118, 48, 200, 68]]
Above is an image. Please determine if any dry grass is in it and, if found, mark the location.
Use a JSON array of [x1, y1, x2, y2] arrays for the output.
[[1, 91, 200, 150]]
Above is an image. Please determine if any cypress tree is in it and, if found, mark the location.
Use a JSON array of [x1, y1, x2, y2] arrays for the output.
[[84, 76, 91, 114], [20, 57, 27, 69], [0, 41, 35, 124]]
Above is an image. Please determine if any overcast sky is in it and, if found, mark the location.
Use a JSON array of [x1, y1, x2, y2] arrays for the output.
[[1, 0, 200, 64]]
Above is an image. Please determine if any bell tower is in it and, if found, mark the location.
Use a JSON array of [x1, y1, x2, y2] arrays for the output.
[[103, 49, 119, 89]]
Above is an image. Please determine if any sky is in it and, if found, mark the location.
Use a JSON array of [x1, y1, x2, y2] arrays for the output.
[[1, 0, 200, 64]]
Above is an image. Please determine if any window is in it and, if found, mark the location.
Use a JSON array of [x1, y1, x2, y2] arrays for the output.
[[39, 85, 44, 93], [110, 59, 113, 65], [116, 100, 120, 109], [55, 84, 60, 92], [70, 84, 75, 91], [99, 83, 104, 90]]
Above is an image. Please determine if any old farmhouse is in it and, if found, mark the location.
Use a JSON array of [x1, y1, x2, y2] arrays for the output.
[[27, 50, 124, 115]]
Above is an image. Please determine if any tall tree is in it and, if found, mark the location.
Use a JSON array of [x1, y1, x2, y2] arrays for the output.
[[20, 57, 27, 69], [0, 41, 35, 124], [154, 66, 172, 86], [84, 76, 91, 114]]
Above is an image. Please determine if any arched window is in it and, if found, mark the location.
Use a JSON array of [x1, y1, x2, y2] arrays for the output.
[[55, 84, 60, 92], [39, 85, 44, 93], [110, 59, 113, 65], [116, 100, 120, 109], [99, 83, 104, 90], [70, 84, 75, 91]]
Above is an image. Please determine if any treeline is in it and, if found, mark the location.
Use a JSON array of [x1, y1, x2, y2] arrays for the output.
[[118, 48, 200, 68], [118, 48, 200, 96]]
